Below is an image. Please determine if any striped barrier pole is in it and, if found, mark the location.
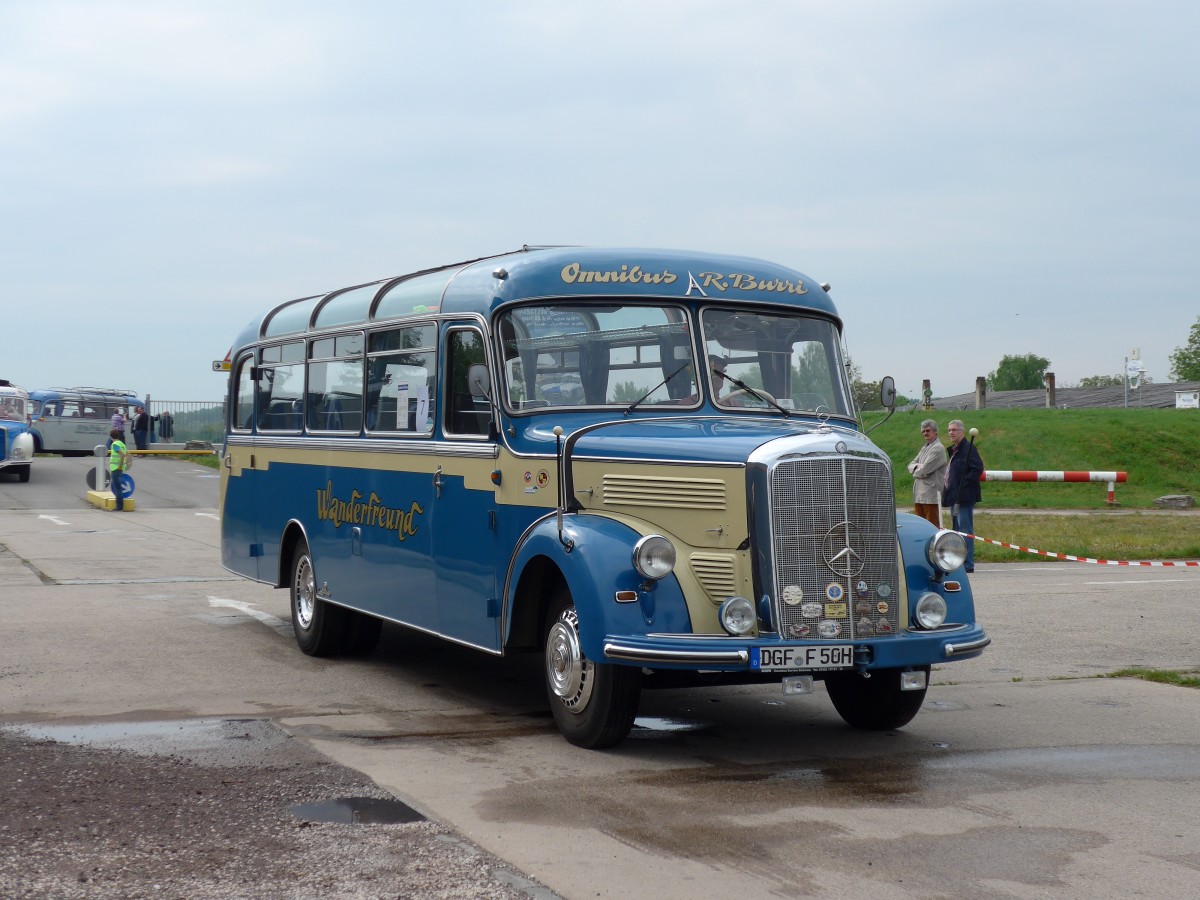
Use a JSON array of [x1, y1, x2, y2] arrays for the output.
[[956, 530, 1199, 567], [981, 470, 1128, 505]]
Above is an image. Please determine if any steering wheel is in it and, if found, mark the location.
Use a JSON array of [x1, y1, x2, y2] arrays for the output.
[[724, 387, 777, 405]]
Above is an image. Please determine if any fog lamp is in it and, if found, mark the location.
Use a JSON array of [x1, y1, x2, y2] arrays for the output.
[[914, 592, 948, 629], [719, 596, 755, 635]]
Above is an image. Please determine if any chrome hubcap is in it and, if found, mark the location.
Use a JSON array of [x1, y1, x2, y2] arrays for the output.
[[546, 607, 593, 713], [294, 555, 315, 629]]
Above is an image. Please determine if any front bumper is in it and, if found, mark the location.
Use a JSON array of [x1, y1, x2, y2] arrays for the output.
[[603, 623, 990, 671]]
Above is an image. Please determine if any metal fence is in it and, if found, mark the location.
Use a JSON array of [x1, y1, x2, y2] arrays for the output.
[[146, 400, 224, 446]]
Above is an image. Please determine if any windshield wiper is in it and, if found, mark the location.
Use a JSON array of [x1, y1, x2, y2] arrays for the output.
[[624, 362, 691, 415], [720, 370, 792, 417]]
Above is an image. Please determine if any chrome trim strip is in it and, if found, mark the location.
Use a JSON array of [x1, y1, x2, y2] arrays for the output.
[[907, 623, 970, 634], [225, 435, 498, 459], [603, 641, 750, 665], [944, 635, 991, 657]]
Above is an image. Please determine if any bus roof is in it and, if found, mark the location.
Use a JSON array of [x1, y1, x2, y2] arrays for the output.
[[234, 246, 840, 348], [32, 387, 143, 400]]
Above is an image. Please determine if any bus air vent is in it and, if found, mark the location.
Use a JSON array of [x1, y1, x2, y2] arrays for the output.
[[602, 475, 726, 510]]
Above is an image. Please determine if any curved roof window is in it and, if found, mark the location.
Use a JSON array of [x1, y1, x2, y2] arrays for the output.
[[373, 271, 453, 322], [313, 282, 384, 331], [263, 295, 322, 339]]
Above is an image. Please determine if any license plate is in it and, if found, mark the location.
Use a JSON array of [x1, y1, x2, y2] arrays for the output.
[[752, 645, 854, 672]]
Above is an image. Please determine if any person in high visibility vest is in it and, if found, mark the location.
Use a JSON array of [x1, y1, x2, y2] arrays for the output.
[[108, 428, 129, 511]]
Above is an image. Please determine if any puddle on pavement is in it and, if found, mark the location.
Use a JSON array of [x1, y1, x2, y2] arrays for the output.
[[8, 717, 290, 766], [631, 716, 712, 736], [291, 796, 425, 825]]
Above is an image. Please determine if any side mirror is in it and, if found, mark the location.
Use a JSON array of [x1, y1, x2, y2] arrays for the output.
[[880, 376, 897, 411], [468, 364, 491, 399]]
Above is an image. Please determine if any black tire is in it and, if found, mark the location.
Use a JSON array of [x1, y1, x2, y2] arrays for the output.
[[341, 611, 383, 656], [544, 587, 641, 749], [289, 542, 347, 656], [825, 666, 929, 730], [17, 465, 30, 483]]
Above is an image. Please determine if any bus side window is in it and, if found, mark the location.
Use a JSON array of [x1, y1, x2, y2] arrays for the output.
[[257, 356, 303, 432], [366, 325, 436, 435], [233, 357, 255, 431], [445, 328, 489, 437], [307, 334, 364, 434]]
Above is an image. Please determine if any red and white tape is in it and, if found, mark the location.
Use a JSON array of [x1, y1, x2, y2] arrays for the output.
[[957, 532, 1200, 567]]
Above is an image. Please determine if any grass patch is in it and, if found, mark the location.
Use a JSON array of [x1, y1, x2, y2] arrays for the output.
[[971, 512, 1200, 563], [1107, 668, 1200, 689], [864, 407, 1200, 508], [182, 453, 220, 469]]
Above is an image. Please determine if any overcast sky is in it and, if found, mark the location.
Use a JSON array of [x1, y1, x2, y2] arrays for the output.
[[2, 1, 1197, 403]]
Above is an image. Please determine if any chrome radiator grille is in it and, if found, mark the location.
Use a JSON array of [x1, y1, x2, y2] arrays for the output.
[[769, 456, 899, 641]]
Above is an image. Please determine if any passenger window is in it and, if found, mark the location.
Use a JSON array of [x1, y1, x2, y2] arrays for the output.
[[445, 329, 490, 437], [365, 325, 436, 435], [233, 356, 255, 431], [307, 333, 364, 433], [257, 341, 305, 432]]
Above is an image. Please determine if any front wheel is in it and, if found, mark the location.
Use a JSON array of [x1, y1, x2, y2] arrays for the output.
[[17, 465, 30, 483], [290, 542, 347, 656], [544, 589, 641, 749], [825, 666, 929, 730]]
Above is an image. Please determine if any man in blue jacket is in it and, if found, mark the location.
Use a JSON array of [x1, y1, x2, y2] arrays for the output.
[[944, 419, 984, 572]]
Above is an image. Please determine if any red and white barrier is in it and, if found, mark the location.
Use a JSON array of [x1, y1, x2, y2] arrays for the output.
[[981, 470, 1128, 505], [958, 531, 1199, 567]]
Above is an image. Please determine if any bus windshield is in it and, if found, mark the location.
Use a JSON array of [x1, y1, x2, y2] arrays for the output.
[[0, 395, 27, 421], [497, 302, 851, 415], [499, 303, 695, 409], [701, 308, 852, 415]]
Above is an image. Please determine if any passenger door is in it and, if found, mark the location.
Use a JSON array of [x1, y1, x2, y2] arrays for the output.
[[220, 353, 261, 579], [431, 324, 501, 650]]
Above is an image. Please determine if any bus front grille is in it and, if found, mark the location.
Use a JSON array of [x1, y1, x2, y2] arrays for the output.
[[768, 456, 900, 640]]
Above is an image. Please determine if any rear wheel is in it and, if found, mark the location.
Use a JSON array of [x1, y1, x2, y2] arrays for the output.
[[289, 542, 347, 656], [825, 666, 929, 730], [544, 588, 641, 749]]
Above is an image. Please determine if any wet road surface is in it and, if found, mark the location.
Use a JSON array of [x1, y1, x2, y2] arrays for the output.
[[3, 456, 1199, 898]]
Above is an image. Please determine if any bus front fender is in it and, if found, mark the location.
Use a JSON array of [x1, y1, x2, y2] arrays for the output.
[[504, 513, 692, 662]]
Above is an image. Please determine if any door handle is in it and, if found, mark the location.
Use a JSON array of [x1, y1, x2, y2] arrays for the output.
[[433, 465, 443, 498]]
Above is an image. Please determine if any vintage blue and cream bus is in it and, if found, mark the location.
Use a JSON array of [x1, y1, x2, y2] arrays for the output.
[[0, 380, 34, 482], [28, 387, 145, 456], [219, 247, 988, 748]]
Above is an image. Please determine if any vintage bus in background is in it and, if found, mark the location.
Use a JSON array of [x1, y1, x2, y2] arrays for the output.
[[219, 246, 988, 748], [0, 380, 34, 482], [28, 387, 145, 456]]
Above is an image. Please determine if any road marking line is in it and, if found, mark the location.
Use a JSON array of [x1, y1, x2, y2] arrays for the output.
[[38, 514, 70, 526], [207, 596, 293, 636]]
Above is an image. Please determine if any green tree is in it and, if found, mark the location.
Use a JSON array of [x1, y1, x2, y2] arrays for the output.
[[1169, 315, 1200, 381], [987, 353, 1051, 391], [611, 380, 644, 402], [1078, 374, 1124, 388], [844, 355, 911, 410], [845, 355, 879, 410]]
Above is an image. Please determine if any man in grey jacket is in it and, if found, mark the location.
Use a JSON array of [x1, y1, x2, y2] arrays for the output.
[[906, 419, 948, 526]]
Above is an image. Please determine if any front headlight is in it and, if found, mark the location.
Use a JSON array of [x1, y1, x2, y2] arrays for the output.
[[914, 592, 948, 629], [719, 596, 755, 635], [632, 534, 676, 580], [926, 528, 967, 573]]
